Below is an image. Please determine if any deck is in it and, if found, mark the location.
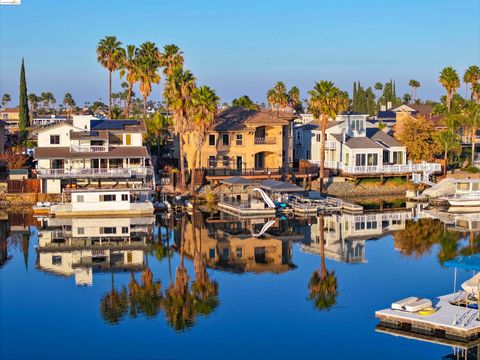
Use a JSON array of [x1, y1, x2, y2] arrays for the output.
[[205, 167, 318, 181], [375, 293, 480, 342]]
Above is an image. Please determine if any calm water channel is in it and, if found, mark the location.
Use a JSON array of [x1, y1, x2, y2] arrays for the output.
[[0, 208, 478, 359]]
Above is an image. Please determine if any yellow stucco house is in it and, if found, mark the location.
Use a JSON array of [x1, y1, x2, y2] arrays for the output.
[[182, 106, 296, 172], [0, 107, 20, 134]]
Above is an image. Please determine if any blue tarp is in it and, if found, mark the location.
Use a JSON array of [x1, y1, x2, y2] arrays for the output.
[[444, 253, 480, 271]]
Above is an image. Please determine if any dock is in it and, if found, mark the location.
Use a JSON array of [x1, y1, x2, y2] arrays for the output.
[[375, 293, 480, 342]]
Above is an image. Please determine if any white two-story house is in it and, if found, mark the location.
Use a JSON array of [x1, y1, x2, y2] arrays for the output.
[[34, 115, 153, 194], [294, 112, 440, 179]]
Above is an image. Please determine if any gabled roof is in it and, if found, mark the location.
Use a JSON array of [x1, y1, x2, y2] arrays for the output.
[[367, 128, 403, 147], [212, 106, 290, 132], [31, 120, 76, 133], [392, 104, 433, 117]]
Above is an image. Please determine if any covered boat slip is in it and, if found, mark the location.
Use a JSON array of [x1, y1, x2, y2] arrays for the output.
[[376, 253, 480, 342]]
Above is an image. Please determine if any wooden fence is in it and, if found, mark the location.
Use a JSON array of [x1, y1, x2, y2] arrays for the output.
[[7, 179, 41, 193]]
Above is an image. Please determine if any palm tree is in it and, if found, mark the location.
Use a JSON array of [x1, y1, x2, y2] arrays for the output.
[[62, 93, 76, 117], [460, 104, 480, 164], [288, 86, 301, 111], [1, 94, 11, 108], [374, 82, 383, 100], [40, 92, 56, 112], [136, 52, 161, 122], [435, 129, 461, 177], [402, 93, 412, 105], [273, 81, 288, 110], [145, 112, 172, 158], [96, 35, 124, 118], [28, 93, 39, 120], [308, 81, 349, 193], [308, 215, 338, 310], [160, 44, 184, 77], [267, 88, 276, 110], [231, 95, 259, 110], [408, 79, 421, 100], [189, 86, 219, 194], [164, 68, 196, 191], [463, 65, 480, 100], [119, 45, 139, 118], [439, 67, 460, 113], [99, 272, 129, 325], [474, 83, 480, 104]]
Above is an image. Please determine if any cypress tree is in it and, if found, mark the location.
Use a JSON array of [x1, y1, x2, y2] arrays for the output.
[[353, 82, 357, 112], [19, 58, 30, 142]]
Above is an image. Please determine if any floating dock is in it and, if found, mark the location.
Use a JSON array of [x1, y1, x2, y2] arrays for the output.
[[375, 293, 480, 342]]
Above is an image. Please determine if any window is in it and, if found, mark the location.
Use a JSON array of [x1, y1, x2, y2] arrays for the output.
[[125, 134, 132, 145], [306, 150, 311, 160], [208, 156, 216, 168], [223, 156, 230, 167], [209, 248, 216, 259], [130, 158, 141, 165], [122, 227, 128, 234], [297, 132, 302, 141], [50, 135, 60, 144], [121, 194, 128, 201], [316, 134, 321, 143], [209, 134, 215, 146], [236, 134, 243, 146], [222, 248, 230, 259], [77, 195, 84, 202], [367, 153, 378, 166], [236, 247, 243, 258], [100, 194, 116, 202], [51, 159, 64, 169], [222, 134, 229, 146], [100, 227, 117, 234], [77, 227, 84, 235], [345, 153, 349, 166], [392, 151, 404, 165], [52, 255, 62, 265]]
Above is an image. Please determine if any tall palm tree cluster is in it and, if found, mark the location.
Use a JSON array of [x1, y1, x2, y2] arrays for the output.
[[266, 81, 301, 111], [96, 36, 220, 191]]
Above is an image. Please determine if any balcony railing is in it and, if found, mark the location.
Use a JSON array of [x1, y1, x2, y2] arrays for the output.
[[70, 145, 108, 153], [254, 137, 276, 145], [37, 167, 153, 179], [309, 160, 441, 175]]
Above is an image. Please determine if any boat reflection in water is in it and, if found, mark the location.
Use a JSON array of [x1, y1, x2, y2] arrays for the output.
[[35, 216, 155, 286]]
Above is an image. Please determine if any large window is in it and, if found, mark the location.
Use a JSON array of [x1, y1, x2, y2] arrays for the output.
[[392, 151, 404, 165], [223, 156, 230, 167], [367, 153, 378, 166], [50, 135, 60, 145], [51, 159, 64, 169], [208, 156, 216, 168], [209, 134, 215, 146], [77, 195, 84, 202], [100, 227, 117, 234], [222, 134, 229, 146], [100, 194, 116, 202]]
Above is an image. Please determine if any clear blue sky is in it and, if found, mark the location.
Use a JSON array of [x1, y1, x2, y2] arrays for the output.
[[0, 0, 479, 106]]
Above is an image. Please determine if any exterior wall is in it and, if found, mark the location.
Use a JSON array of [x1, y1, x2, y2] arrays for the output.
[[44, 179, 62, 194], [0, 109, 20, 133], [37, 124, 75, 147], [71, 191, 130, 211], [183, 124, 285, 170], [72, 115, 95, 130]]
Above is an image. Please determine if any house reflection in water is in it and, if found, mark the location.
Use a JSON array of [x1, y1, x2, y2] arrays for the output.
[[302, 211, 413, 263], [0, 212, 9, 267], [177, 212, 296, 274], [35, 216, 155, 286]]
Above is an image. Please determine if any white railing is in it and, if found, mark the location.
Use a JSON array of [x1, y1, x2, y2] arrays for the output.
[[37, 167, 153, 178], [308, 160, 441, 175], [323, 141, 336, 149], [254, 137, 276, 145], [70, 145, 108, 153]]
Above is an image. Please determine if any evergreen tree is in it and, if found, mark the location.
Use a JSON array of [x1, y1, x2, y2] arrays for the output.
[[19, 58, 30, 142]]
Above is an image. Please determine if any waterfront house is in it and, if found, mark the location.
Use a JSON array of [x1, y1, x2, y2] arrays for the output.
[[32, 114, 69, 127], [293, 111, 440, 179], [182, 106, 297, 174], [0, 107, 19, 134], [34, 115, 153, 194]]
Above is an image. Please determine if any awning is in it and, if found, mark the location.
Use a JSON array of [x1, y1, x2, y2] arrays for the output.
[[444, 253, 480, 271], [260, 179, 303, 192]]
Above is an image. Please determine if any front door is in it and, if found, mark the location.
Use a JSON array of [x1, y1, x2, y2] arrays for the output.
[[236, 156, 243, 171]]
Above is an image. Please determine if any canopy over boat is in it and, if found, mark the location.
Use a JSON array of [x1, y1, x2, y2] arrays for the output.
[[444, 253, 480, 271], [259, 179, 304, 193], [220, 176, 255, 186]]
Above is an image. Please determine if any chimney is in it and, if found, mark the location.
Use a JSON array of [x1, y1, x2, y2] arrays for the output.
[[381, 105, 386, 111], [387, 101, 392, 109]]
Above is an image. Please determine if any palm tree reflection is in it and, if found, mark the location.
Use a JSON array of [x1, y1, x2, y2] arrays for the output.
[[100, 272, 129, 325], [308, 214, 338, 310]]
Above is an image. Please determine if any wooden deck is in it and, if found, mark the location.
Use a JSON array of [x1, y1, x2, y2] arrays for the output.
[[376, 293, 480, 342]]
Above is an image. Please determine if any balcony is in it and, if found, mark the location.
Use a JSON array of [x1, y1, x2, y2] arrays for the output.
[[254, 137, 276, 145], [37, 167, 153, 179], [70, 145, 108, 153]]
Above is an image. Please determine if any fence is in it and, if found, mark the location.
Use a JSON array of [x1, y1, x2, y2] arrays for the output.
[[7, 179, 41, 193]]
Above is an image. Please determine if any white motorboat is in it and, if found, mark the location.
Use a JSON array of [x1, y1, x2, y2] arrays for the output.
[[445, 179, 480, 210]]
